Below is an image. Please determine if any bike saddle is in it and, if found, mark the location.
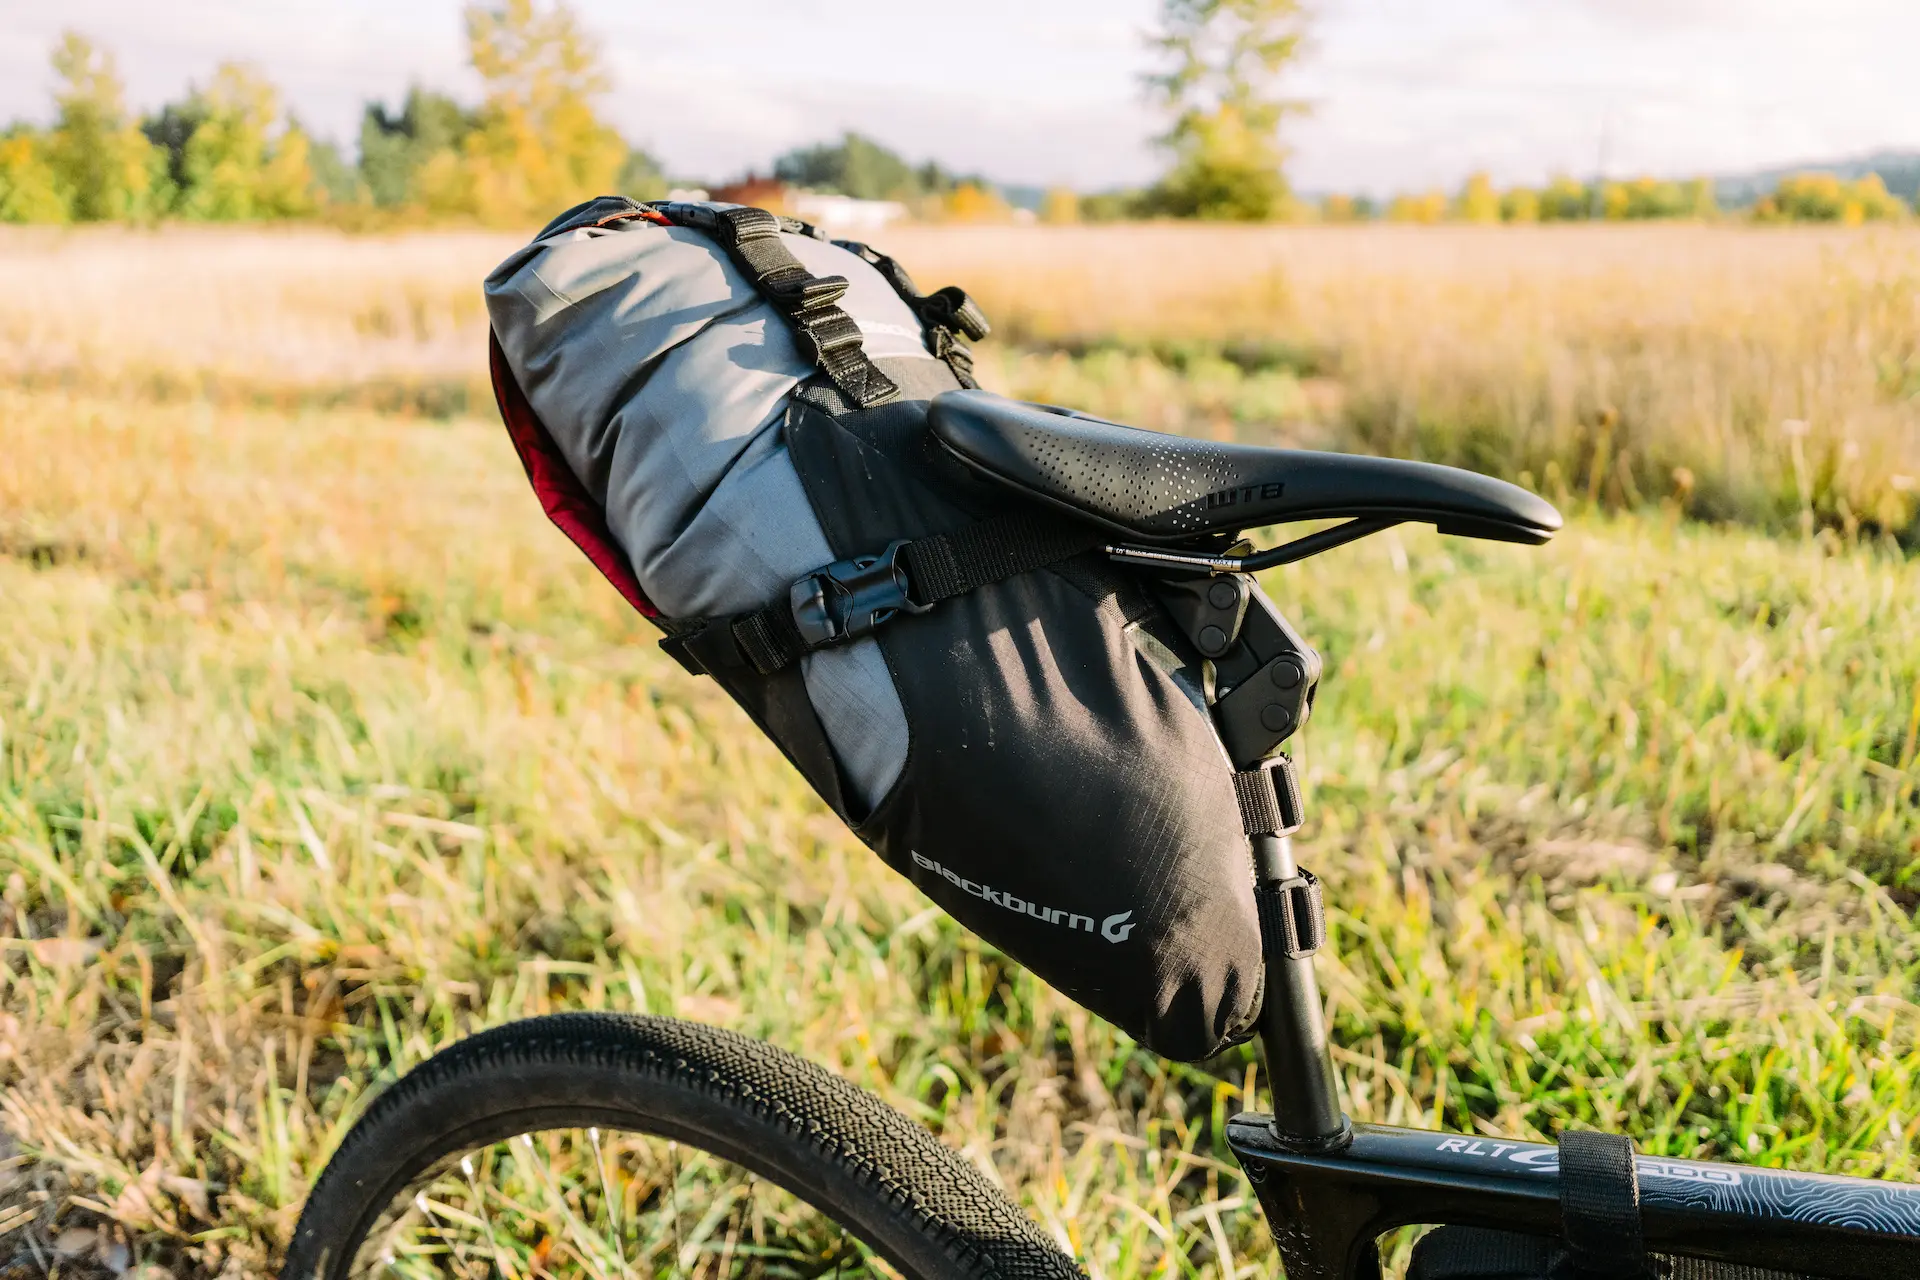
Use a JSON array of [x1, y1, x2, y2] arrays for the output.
[[929, 390, 1561, 548]]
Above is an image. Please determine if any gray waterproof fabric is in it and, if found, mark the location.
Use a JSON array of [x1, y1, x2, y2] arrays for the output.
[[484, 212, 941, 807]]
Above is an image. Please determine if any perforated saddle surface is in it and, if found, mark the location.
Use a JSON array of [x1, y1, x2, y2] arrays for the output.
[[929, 391, 1562, 546]]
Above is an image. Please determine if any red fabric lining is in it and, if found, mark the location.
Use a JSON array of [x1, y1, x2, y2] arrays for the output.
[[488, 332, 660, 619], [597, 206, 673, 228]]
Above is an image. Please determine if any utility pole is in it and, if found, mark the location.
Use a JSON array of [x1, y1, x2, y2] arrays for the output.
[[1590, 107, 1614, 221]]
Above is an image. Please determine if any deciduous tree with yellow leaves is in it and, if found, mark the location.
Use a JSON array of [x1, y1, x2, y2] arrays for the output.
[[45, 33, 163, 221], [1142, 0, 1306, 221], [455, 0, 627, 227], [172, 64, 321, 220]]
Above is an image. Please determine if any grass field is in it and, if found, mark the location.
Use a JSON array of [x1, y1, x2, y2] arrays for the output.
[[1, 223, 1918, 1279]]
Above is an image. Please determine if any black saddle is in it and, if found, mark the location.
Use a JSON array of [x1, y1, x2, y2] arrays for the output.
[[929, 391, 1560, 548]]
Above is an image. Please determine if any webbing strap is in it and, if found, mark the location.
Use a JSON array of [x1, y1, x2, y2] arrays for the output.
[[1255, 869, 1324, 959], [832, 238, 990, 390], [666, 511, 1103, 678], [730, 605, 810, 676], [707, 206, 900, 409], [1558, 1130, 1648, 1277], [1234, 756, 1304, 836], [900, 510, 1098, 605]]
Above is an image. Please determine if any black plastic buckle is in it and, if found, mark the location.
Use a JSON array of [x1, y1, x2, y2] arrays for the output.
[[916, 286, 991, 341], [788, 541, 930, 648]]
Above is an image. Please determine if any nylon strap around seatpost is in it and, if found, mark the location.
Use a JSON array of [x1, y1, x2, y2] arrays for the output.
[[1234, 756, 1305, 837], [1558, 1130, 1649, 1277]]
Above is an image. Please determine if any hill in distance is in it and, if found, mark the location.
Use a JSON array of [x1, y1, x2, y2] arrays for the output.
[[1715, 149, 1920, 206]]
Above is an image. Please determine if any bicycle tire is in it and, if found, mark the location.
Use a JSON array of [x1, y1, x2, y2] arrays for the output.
[[284, 1012, 1084, 1280]]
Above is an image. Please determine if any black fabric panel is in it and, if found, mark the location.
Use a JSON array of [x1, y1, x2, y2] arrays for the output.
[[703, 662, 851, 822], [1406, 1228, 1557, 1279], [875, 355, 968, 403], [1409, 1229, 1815, 1280], [785, 399, 1261, 1062], [1659, 1258, 1814, 1280]]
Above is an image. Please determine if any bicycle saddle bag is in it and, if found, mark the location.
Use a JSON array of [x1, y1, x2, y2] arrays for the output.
[[483, 198, 1262, 1060]]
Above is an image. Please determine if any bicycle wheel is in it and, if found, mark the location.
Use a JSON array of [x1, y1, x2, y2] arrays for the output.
[[284, 1012, 1082, 1280]]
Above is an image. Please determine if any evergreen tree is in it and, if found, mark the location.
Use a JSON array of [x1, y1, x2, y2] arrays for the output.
[[142, 101, 203, 208], [359, 88, 474, 208], [774, 133, 921, 200], [304, 128, 361, 206], [616, 147, 667, 200]]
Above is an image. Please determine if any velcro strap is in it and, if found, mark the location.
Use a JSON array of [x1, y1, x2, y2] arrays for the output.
[[1558, 1130, 1648, 1277], [1234, 756, 1304, 836], [733, 235, 800, 279], [765, 273, 850, 308]]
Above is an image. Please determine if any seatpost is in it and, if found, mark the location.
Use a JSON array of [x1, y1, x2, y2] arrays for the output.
[[1251, 825, 1347, 1146], [1149, 569, 1350, 1149]]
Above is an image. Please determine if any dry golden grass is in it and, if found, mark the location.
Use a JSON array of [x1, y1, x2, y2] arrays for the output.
[[6, 221, 1917, 537], [1, 224, 1918, 1279], [888, 223, 1920, 535]]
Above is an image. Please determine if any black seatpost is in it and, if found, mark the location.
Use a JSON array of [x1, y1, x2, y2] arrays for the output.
[[1251, 827, 1347, 1145], [1149, 569, 1351, 1148]]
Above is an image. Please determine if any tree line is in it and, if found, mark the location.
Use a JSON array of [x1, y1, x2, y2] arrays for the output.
[[0, 0, 1912, 228], [0, 2, 660, 227], [1312, 170, 1912, 226]]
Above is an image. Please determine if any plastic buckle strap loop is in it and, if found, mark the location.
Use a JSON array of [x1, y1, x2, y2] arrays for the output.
[[788, 541, 932, 649], [660, 511, 1106, 680]]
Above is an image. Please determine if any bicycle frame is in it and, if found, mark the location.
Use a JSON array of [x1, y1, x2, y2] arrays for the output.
[[1131, 555, 1920, 1278], [1228, 1106, 1920, 1280], [1225, 712, 1920, 1280]]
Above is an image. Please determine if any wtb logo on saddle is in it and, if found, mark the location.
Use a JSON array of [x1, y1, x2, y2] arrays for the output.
[[1204, 481, 1285, 509]]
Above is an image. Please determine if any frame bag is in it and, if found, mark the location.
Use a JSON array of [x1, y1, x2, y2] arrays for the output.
[[484, 197, 1263, 1061]]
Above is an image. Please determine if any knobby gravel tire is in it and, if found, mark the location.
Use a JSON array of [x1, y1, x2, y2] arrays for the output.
[[283, 1012, 1084, 1280]]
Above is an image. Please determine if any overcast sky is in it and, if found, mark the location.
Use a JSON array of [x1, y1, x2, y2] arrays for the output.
[[2, 0, 1916, 195]]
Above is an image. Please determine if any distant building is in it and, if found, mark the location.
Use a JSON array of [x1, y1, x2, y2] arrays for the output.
[[789, 191, 908, 232], [695, 178, 911, 231], [709, 174, 789, 209]]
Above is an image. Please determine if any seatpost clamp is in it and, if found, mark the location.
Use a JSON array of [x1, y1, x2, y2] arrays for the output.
[[788, 541, 932, 649]]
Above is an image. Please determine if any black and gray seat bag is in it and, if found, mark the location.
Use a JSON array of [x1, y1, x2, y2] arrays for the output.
[[484, 197, 1263, 1060]]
